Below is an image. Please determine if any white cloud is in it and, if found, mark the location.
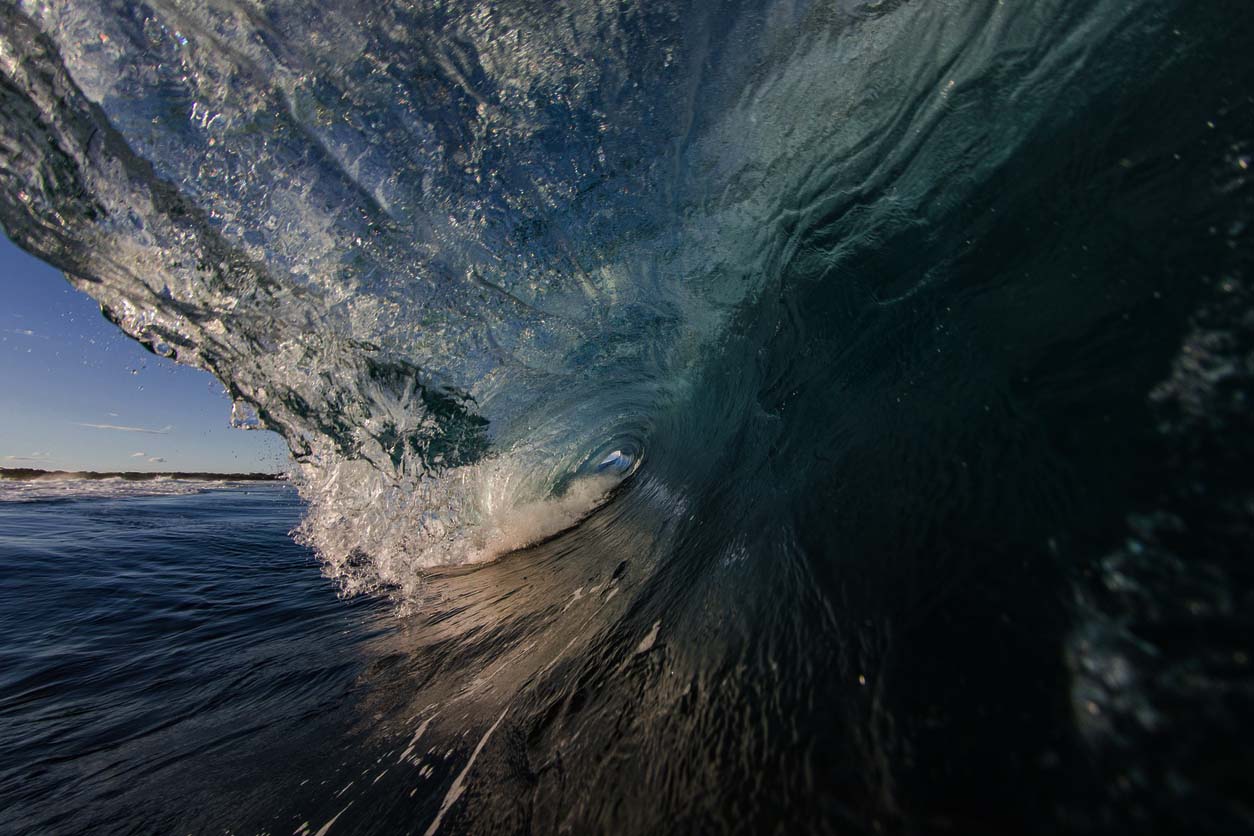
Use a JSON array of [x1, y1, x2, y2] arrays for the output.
[[4, 453, 50, 462], [147, 457, 167, 463], [130, 452, 146, 458], [75, 422, 172, 434]]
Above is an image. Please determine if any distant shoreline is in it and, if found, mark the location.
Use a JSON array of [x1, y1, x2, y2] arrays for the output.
[[0, 467, 284, 482]]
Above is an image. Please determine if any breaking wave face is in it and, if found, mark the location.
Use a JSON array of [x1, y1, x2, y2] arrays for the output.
[[3, 0, 1254, 831]]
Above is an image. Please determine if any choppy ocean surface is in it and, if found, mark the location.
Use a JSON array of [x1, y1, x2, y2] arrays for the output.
[[0, 485, 398, 834], [3, 0, 1254, 832]]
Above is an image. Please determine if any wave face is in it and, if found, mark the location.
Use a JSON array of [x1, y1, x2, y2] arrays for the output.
[[3, 0, 1254, 830]]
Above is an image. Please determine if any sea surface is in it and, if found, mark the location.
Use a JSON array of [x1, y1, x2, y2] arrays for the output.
[[0, 484, 399, 835], [2, 0, 1253, 832]]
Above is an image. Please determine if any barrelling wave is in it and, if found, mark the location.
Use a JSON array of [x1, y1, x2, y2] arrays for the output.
[[1, 0, 1253, 832]]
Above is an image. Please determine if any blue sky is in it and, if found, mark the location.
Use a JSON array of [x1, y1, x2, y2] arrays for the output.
[[0, 233, 290, 473]]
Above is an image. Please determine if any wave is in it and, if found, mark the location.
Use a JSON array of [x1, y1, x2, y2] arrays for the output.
[[0, 0, 1175, 575], [2, 0, 1252, 830]]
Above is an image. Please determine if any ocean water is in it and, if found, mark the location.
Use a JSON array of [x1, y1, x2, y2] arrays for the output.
[[0, 485, 396, 834], [2, 0, 1254, 832]]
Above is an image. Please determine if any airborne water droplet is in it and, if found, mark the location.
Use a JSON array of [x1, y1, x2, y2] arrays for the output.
[[231, 399, 262, 430]]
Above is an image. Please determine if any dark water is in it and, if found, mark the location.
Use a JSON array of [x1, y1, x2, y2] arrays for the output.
[[0, 487, 394, 834], [3, 0, 1254, 833]]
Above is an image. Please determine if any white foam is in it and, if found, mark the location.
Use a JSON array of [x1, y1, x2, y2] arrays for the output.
[[294, 452, 629, 599], [461, 472, 623, 564], [636, 621, 661, 655], [423, 708, 509, 836], [0, 478, 266, 502], [399, 716, 435, 763], [313, 802, 352, 836]]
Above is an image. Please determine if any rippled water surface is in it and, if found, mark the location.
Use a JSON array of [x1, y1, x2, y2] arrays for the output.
[[0, 486, 396, 833]]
